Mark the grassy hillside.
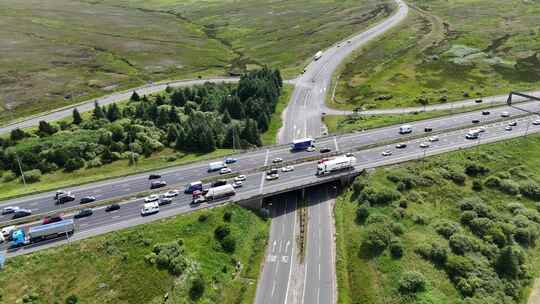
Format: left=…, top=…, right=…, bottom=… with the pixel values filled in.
left=334, top=1, right=540, bottom=110
left=0, top=205, right=269, bottom=304
left=336, top=132, right=540, bottom=303
left=0, top=0, right=394, bottom=123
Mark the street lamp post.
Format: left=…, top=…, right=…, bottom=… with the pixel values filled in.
left=16, top=154, right=26, bottom=186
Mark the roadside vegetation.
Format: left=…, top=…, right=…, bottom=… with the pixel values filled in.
left=335, top=132, right=540, bottom=303
left=1, top=0, right=394, bottom=123
left=0, top=205, right=269, bottom=304
left=333, top=1, right=540, bottom=110
left=261, top=84, right=293, bottom=145
left=0, top=68, right=280, bottom=199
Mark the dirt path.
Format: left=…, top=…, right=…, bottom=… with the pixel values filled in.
left=528, top=278, right=540, bottom=304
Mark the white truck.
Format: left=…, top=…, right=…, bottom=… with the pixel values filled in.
left=208, top=161, right=227, bottom=172
left=317, top=155, right=357, bottom=176
left=204, top=184, right=235, bottom=201
left=314, top=51, right=323, bottom=61
left=28, top=219, right=75, bottom=242
left=141, top=202, right=160, bottom=216
left=399, top=124, right=413, bottom=134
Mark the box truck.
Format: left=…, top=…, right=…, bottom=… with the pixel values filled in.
left=204, top=184, right=235, bottom=201
left=316, top=155, right=356, bottom=176
left=291, top=138, right=314, bottom=151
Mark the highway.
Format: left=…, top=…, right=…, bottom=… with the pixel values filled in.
left=5, top=107, right=540, bottom=257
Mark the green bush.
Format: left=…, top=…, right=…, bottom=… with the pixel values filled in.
left=449, top=234, right=474, bottom=255
left=434, top=220, right=461, bottom=238
left=221, top=235, right=236, bottom=253
left=2, top=171, right=16, bottom=182
left=24, top=169, right=42, bottom=183
left=223, top=211, right=233, bottom=222
left=355, top=206, right=369, bottom=224
left=65, top=295, right=79, bottom=304
left=484, top=176, right=501, bottom=188
left=64, top=158, right=85, bottom=172
left=465, top=163, right=490, bottom=177
left=189, top=276, right=205, bottom=300
left=389, top=239, right=404, bottom=258
left=358, top=186, right=400, bottom=205
left=498, top=179, right=520, bottom=195
left=415, top=243, right=447, bottom=266
left=460, top=211, right=478, bottom=225
left=152, top=241, right=188, bottom=276
left=445, top=255, right=474, bottom=279
left=363, top=224, right=392, bottom=253
left=472, top=180, right=483, bottom=192
left=198, top=214, right=208, bottom=222
left=398, top=271, right=426, bottom=294
left=214, top=225, right=230, bottom=241
left=519, top=181, right=540, bottom=201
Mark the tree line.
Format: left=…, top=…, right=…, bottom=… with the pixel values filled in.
left=0, top=68, right=282, bottom=179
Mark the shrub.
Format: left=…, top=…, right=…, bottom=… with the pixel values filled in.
left=189, top=276, right=205, bottom=300
left=355, top=206, right=369, bottom=224
left=223, top=211, right=233, bottom=222
left=24, top=169, right=42, bottom=183
left=514, top=227, right=537, bottom=247
left=198, top=214, right=208, bottom=222
left=398, top=271, right=426, bottom=294
left=152, top=241, right=188, bottom=275
left=442, top=169, right=466, bottom=185
left=65, top=295, right=79, bottom=304
left=221, top=235, right=236, bottom=253
left=434, top=220, right=461, bottom=238
left=472, top=180, right=483, bottom=192
left=465, top=163, right=490, bottom=177
left=446, top=255, right=474, bottom=279
left=64, top=158, right=85, bottom=172
left=389, top=239, right=404, bottom=258
left=2, top=171, right=16, bottom=183
left=359, top=187, right=401, bottom=205
left=390, top=222, right=405, bottom=235
left=214, top=225, right=230, bottom=241
left=460, top=211, right=478, bottom=225
left=366, top=213, right=388, bottom=225
left=412, top=214, right=428, bottom=225
left=449, top=234, right=474, bottom=255
left=495, top=246, right=524, bottom=279
left=498, top=179, right=520, bottom=195
left=415, top=243, right=448, bottom=265
left=363, top=225, right=392, bottom=253
left=519, top=181, right=540, bottom=201
left=484, top=176, right=501, bottom=188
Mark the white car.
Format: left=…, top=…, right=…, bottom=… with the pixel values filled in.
left=162, top=190, right=179, bottom=198
left=234, top=175, right=246, bottom=182
left=2, top=206, right=19, bottom=215
left=281, top=166, right=294, bottom=172
left=266, top=174, right=279, bottom=181
left=232, top=181, right=243, bottom=188
left=381, top=150, right=392, bottom=156
left=501, top=111, right=510, bottom=117
left=272, top=158, right=283, bottom=164
left=533, top=119, right=540, bottom=125
left=419, top=142, right=430, bottom=148
left=144, top=194, right=159, bottom=203
left=306, top=146, right=316, bottom=152
left=1, top=225, right=16, bottom=238
left=428, top=136, right=439, bottom=142
left=505, top=126, right=513, bottom=131
left=508, top=121, right=517, bottom=127
left=220, top=167, right=232, bottom=174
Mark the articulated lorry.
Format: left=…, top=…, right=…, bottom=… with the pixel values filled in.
left=12, top=219, right=75, bottom=246
left=192, top=184, right=235, bottom=203
left=291, top=138, right=314, bottom=151
left=316, top=154, right=356, bottom=176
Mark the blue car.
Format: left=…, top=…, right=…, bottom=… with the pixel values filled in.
left=224, top=158, right=237, bottom=164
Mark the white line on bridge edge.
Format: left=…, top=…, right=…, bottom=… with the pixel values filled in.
left=333, top=136, right=339, bottom=151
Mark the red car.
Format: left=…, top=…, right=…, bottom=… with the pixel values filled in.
left=42, top=215, right=63, bottom=225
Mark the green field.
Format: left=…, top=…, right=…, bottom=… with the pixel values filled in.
left=335, top=132, right=540, bottom=303
left=0, top=205, right=269, bottom=304
left=333, top=1, right=540, bottom=110
left=0, top=0, right=394, bottom=124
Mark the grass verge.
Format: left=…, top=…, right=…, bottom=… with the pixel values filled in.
left=335, top=131, right=540, bottom=303
left=261, top=84, right=293, bottom=145
left=0, top=204, right=269, bottom=304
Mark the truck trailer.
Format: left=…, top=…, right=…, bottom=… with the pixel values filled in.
left=28, top=219, right=74, bottom=242
left=204, top=184, right=235, bottom=201
left=291, top=138, right=314, bottom=151
left=316, top=155, right=356, bottom=176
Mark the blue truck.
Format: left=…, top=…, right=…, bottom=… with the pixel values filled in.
left=184, top=181, right=203, bottom=194
left=290, top=138, right=314, bottom=151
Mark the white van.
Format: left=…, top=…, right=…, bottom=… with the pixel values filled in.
left=141, top=202, right=159, bottom=216
left=399, top=125, right=413, bottom=134
left=465, top=129, right=480, bottom=139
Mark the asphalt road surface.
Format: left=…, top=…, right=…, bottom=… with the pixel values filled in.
left=5, top=109, right=540, bottom=257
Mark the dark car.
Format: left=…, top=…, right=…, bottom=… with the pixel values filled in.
left=159, top=197, right=173, bottom=206
left=74, top=208, right=93, bottom=219
left=12, top=209, right=32, bottom=219
left=148, top=174, right=161, bottom=180
left=211, top=179, right=227, bottom=188
left=150, top=181, right=167, bottom=189
left=482, top=111, right=490, bottom=115
left=57, top=195, right=75, bottom=204
left=472, top=119, right=480, bottom=124
left=105, top=204, right=121, bottom=212
left=424, top=127, right=433, bottom=132
left=266, top=168, right=279, bottom=175
left=224, top=158, right=237, bottom=164
left=80, top=196, right=96, bottom=204
left=320, top=148, right=332, bottom=153
left=395, top=143, right=407, bottom=149
left=475, top=99, right=483, bottom=103
left=42, top=215, right=63, bottom=225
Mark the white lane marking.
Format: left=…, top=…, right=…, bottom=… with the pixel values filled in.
left=304, top=119, right=308, bottom=138
left=264, top=149, right=270, bottom=166
left=285, top=240, right=290, bottom=252
left=283, top=196, right=296, bottom=304
left=334, top=136, right=339, bottom=151
left=271, top=280, right=277, bottom=297
left=29, top=202, right=38, bottom=206
left=318, top=263, right=321, bottom=280
left=112, top=215, right=121, bottom=219
left=32, top=208, right=40, bottom=212
left=272, top=240, right=277, bottom=253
